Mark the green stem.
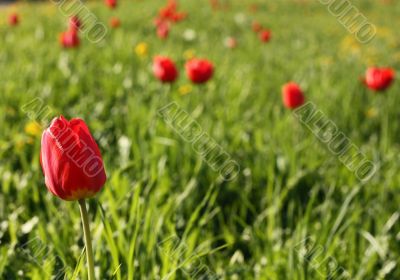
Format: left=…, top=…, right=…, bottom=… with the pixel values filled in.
left=78, top=199, right=95, bottom=280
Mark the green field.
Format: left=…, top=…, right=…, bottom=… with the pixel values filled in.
left=1, top=0, right=400, bottom=279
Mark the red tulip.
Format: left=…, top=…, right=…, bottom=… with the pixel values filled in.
left=153, top=56, right=179, bottom=83
left=153, top=17, right=164, bottom=27
left=59, top=30, right=80, bottom=48
left=159, top=0, right=177, bottom=18
left=170, top=12, right=187, bottom=22
left=364, top=67, right=395, bottom=92
left=282, top=82, right=305, bottom=109
left=156, top=21, right=170, bottom=39
left=252, top=21, right=262, bottom=33
left=40, top=116, right=106, bottom=201
left=259, top=29, right=271, bottom=43
left=109, top=17, right=121, bottom=28
left=158, top=0, right=186, bottom=23
left=105, top=0, right=117, bottom=9
left=249, top=4, right=259, bottom=13
left=225, top=37, right=237, bottom=49
left=69, top=16, right=81, bottom=31
left=8, top=13, right=19, bottom=26
left=185, top=59, right=214, bottom=84
left=209, top=0, right=220, bottom=10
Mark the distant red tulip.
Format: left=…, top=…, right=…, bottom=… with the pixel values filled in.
left=8, top=13, right=19, bottom=26
left=153, top=56, right=179, bottom=83
left=59, top=30, right=80, bottom=48
left=185, top=59, right=214, bottom=84
left=259, top=29, right=271, bottom=43
left=40, top=116, right=106, bottom=201
left=153, top=17, right=164, bottom=27
left=156, top=21, right=170, bottom=39
left=170, top=12, right=187, bottom=22
left=364, top=67, right=395, bottom=92
left=109, top=17, right=121, bottom=28
left=209, top=0, right=220, bottom=10
left=225, top=37, right=237, bottom=49
left=69, top=16, right=81, bottom=31
left=249, top=4, right=259, bottom=13
left=160, top=0, right=177, bottom=18
left=105, top=0, right=117, bottom=9
left=158, top=0, right=186, bottom=23
left=252, top=21, right=262, bottom=33
left=282, top=82, right=305, bottom=109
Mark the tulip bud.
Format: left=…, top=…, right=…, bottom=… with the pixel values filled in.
left=40, top=116, right=106, bottom=201
left=364, top=67, right=395, bottom=92
left=282, top=82, right=305, bottom=109
left=185, top=58, right=214, bottom=84
left=153, top=56, right=179, bottom=83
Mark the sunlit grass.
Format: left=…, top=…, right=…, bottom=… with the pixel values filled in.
left=0, top=0, right=400, bottom=279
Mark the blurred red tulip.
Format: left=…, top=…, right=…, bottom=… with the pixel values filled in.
left=209, top=0, right=220, bottom=10
left=60, top=30, right=80, bottom=48
left=185, top=59, right=214, bottom=84
left=157, top=21, right=170, bottom=39
left=364, top=67, right=395, bottom=92
left=69, top=16, right=81, bottom=31
left=8, top=13, right=19, bottom=26
left=158, top=0, right=186, bottom=23
left=105, top=0, right=117, bottom=9
left=40, top=116, right=106, bottom=201
left=282, top=82, right=305, bottom=109
left=153, top=17, right=164, bottom=27
left=109, top=17, right=121, bottom=28
left=252, top=21, right=262, bottom=32
left=160, top=0, right=177, bottom=18
left=170, top=12, right=187, bottom=22
left=225, top=37, right=237, bottom=49
left=153, top=56, right=179, bottom=83
left=259, top=29, right=271, bottom=42
left=249, top=4, right=259, bottom=13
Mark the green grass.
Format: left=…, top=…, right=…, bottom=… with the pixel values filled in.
left=1, top=0, right=400, bottom=279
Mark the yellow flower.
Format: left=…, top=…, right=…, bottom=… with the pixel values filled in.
left=179, top=84, right=193, bottom=96
left=339, top=35, right=360, bottom=56
left=134, top=42, right=148, bottom=58
left=366, top=107, right=378, bottom=119
left=15, top=137, right=26, bottom=151
left=183, top=49, right=195, bottom=60
left=376, top=27, right=393, bottom=40
left=25, top=121, right=42, bottom=137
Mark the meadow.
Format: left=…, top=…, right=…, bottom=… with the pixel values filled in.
left=1, top=0, right=400, bottom=279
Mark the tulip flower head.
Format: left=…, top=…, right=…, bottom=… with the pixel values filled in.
left=259, top=29, right=271, bottom=43
left=282, top=82, right=305, bottom=109
left=69, top=16, right=81, bottom=31
left=60, top=30, right=80, bottom=48
left=185, top=58, right=214, bottom=84
left=224, top=37, right=237, bottom=49
left=8, top=13, right=19, bottom=26
left=105, top=0, right=117, bottom=9
left=110, top=17, right=121, bottom=28
left=156, top=21, right=170, bottom=39
left=40, top=116, right=106, bottom=201
left=158, top=0, right=187, bottom=23
left=364, top=67, right=395, bottom=92
left=153, top=56, right=179, bottom=83
left=249, top=4, right=259, bottom=13
left=252, top=21, right=262, bottom=33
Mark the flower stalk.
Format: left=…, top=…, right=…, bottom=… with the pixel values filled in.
left=79, top=199, right=95, bottom=280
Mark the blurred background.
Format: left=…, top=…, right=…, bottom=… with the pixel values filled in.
left=0, top=0, right=400, bottom=279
